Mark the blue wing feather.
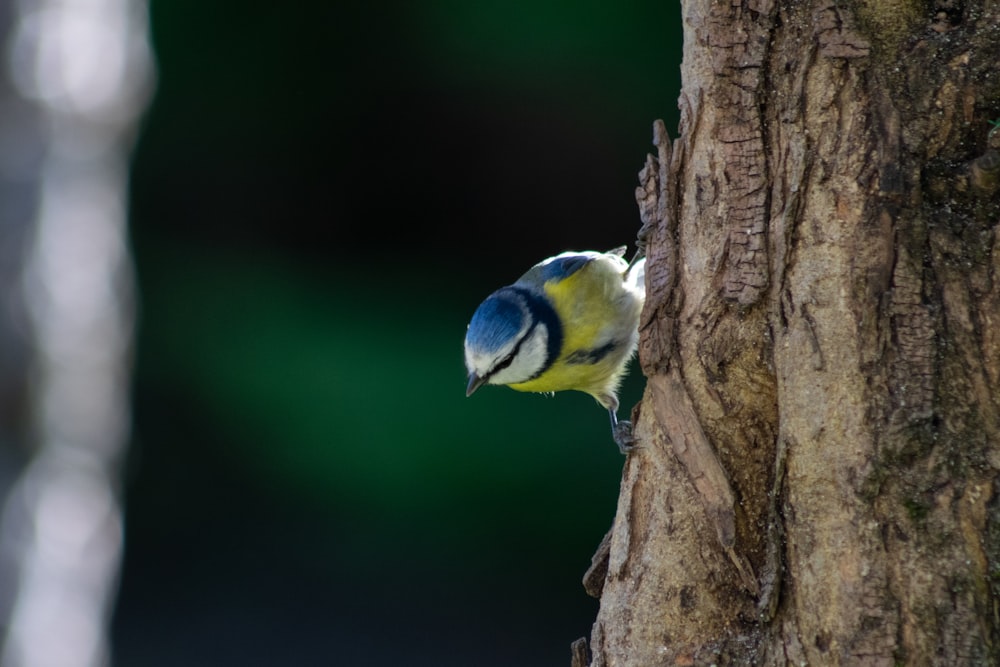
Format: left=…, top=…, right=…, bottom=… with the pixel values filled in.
left=539, top=255, right=592, bottom=283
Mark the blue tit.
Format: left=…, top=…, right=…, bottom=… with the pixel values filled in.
left=464, top=246, right=646, bottom=453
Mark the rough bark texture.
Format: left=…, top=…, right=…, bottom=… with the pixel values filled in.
left=583, top=0, right=1000, bottom=665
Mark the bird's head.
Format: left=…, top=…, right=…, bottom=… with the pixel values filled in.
left=463, top=287, right=558, bottom=396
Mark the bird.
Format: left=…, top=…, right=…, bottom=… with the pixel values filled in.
left=463, top=246, right=646, bottom=453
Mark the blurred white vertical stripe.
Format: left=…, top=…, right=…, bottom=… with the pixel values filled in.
left=0, top=0, right=153, bottom=665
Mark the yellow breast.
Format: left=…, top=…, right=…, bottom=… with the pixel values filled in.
left=508, top=258, right=641, bottom=404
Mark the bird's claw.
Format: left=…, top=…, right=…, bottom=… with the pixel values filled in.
left=612, top=420, right=639, bottom=455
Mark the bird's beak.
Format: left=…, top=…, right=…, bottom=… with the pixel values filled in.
left=466, top=372, right=487, bottom=397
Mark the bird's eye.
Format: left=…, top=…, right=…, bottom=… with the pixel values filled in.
left=491, top=352, right=516, bottom=375
left=487, top=317, right=541, bottom=380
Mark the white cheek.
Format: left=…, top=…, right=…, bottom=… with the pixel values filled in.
left=466, top=339, right=514, bottom=376
left=489, top=324, right=549, bottom=385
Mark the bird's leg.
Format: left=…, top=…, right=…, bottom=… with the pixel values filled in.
left=609, top=409, right=637, bottom=454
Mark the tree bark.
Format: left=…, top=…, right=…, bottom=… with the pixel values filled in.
left=583, top=0, right=1000, bottom=665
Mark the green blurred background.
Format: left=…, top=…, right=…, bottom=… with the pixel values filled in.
left=113, top=2, right=682, bottom=665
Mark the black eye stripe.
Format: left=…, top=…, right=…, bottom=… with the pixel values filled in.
left=481, top=286, right=562, bottom=383
left=488, top=321, right=536, bottom=376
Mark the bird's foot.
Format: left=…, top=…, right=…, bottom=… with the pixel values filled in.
left=612, top=420, right=638, bottom=455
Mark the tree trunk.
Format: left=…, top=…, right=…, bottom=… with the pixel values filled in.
left=582, top=0, right=1000, bottom=665
left=0, top=2, right=152, bottom=665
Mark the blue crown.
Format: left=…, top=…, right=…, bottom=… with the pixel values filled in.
left=466, top=290, right=524, bottom=353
